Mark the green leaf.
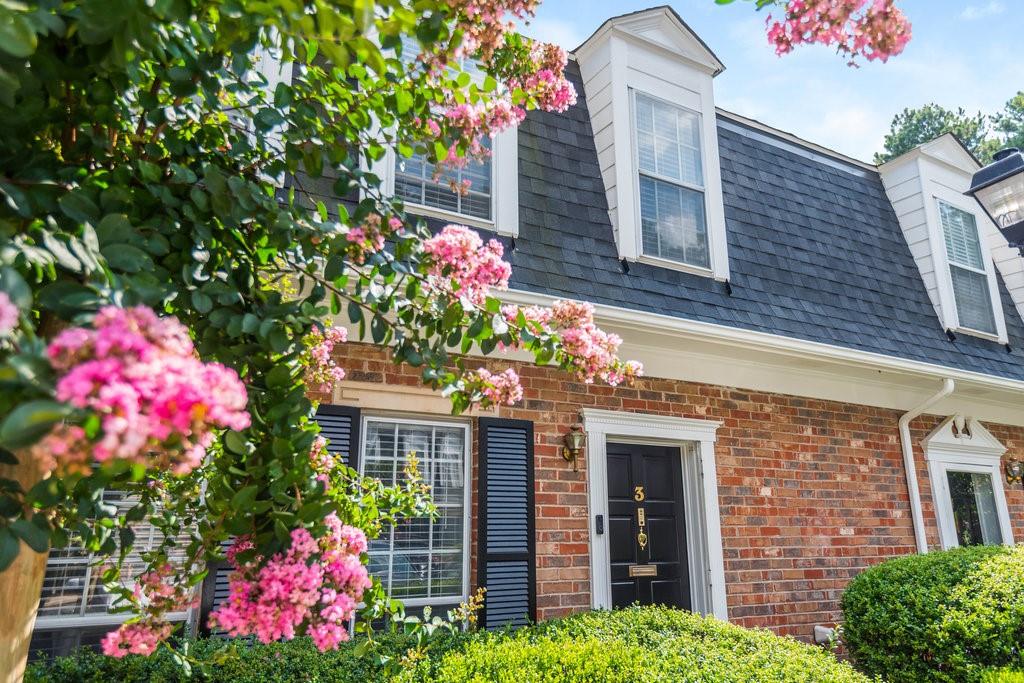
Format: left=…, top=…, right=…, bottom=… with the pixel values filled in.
left=191, top=291, right=214, bottom=314
left=0, top=400, right=72, bottom=449
left=102, top=244, right=152, bottom=273
left=231, top=485, right=258, bottom=510
left=57, top=191, right=100, bottom=225
left=0, top=267, right=30, bottom=309
left=0, top=529, right=18, bottom=572
left=0, top=7, right=37, bottom=58
left=224, top=431, right=247, bottom=455
left=11, top=519, right=49, bottom=553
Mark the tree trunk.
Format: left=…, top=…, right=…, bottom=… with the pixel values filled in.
left=0, top=451, right=49, bottom=683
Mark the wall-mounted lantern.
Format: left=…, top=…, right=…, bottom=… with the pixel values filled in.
left=966, top=147, right=1024, bottom=255
left=1006, top=458, right=1024, bottom=487
left=562, top=423, right=586, bottom=472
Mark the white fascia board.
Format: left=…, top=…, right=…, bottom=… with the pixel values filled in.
left=502, top=288, right=1024, bottom=396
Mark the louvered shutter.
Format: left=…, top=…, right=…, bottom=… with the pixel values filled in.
left=198, top=405, right=361, bottom=633
left=477, top=418, right=535, bottom=629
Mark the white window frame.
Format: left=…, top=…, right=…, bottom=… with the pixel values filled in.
left=923, top=416, right=1014, bottom=550
left=581, top=408, right=727, bottom=620
left=930, top=191, right=1008, bottom=343
left=358, top=414, right=472, bottom=609
left=630, top=89, right=713, bottom=275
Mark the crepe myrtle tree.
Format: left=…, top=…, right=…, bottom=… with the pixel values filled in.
left=0, top=0, right=638, bottom=674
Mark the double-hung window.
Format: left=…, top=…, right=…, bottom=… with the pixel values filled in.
left=634, top=91, right=709, bottom=269
left=394, top=140, right=493, bottom=221
left=392, top=37, right=495, bottom=224
left=938, top=200, right=998, bottom=335
left=360, top=416, right=470, bottom=610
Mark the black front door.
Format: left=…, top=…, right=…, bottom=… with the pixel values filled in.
left=607, top=442, right=690, bottom=610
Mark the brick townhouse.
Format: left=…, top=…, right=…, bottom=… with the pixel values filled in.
left=29, top=5, right=1024, bottom=655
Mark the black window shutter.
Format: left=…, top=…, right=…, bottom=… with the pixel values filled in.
left=197, top=405, right=361, bottom=633
left=477, top=417, right=536, bottom=629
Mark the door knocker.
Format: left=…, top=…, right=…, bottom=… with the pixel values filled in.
left=637, top=507, right=648, bottom=550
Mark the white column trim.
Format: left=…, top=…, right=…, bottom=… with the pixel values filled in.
left=581, top=408, right=727, bottom=620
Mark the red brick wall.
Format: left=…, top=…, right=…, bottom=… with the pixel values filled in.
left=326, top=342, right=1024, bottom=640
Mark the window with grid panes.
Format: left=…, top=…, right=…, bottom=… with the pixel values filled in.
left=392, top=37, right=493, bottom=222
left=634, top=92, right=709, bottom=268
left=939, top=200, right=997, bottom=334
left=29, top=489, right=192, bottom=659
left=361, top=418, right=468, bottom=606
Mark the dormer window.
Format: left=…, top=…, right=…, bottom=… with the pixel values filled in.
left=939, top=200, right=998, bottom=335
left=574, top=6, right=729, bottom=280
left=395, top=140, right=493, bottom=222
left=635, top=92, right=709, bottom=268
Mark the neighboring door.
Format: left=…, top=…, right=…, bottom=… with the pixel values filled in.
left=606, top=442, right=691, bottom=610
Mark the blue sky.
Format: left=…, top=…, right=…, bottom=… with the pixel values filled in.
left=522, top=0, right=1022, bottom=163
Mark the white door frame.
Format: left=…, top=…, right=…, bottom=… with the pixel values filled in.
left=582, top=408, right=728, bottom=620
left=923, top=415, right=1014, bottom=549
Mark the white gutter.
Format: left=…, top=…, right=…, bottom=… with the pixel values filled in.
left=898, top=378, right=954, bottom=553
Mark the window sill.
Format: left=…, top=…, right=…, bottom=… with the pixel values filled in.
left=402, top=202, right=509, bottom=234
left=953, top=326, right=1006, bottom=345
left=635, top=254, right=722, bottom=280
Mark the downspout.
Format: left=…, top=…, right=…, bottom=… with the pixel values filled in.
left=898, top=378, right=954, bottom=554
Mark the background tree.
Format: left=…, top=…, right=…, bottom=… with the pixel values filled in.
left=993, top=91, right=1024, bottom=152
left=874, top=103, right=998, bottom=164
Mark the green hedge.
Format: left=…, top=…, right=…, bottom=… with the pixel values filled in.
left=842, top=544, right=1024, bottom=683
left=984, top=671, right=1024, bottom=683
left=24, top=632, right=466, bottom=683
left=27, top=607, right=866, bottom=683
left=401, top=607, right=872, bottom=683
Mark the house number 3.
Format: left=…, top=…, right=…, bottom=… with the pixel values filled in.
left=634, top=486, right=645, bottom=502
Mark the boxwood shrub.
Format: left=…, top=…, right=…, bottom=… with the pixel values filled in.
left=842, top=544, right=1024, bottom=683
left=401, top=607, right=872, bottom=682
left=28, top=607, right=868, bottom=683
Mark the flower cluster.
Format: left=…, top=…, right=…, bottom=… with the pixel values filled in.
left=101, top=563, right=195, bottom=658
left=304, top=326, right=348, bottom=392
left=208, top=516, right=371, bottom=652
left=507, top=42, right=576, bottom=113
left=346, top=213, right=402, bottom=265
left=465, top=367, right=524, bottom=406
left=36, top=306, right=250, bottom=474
left=766, top=0, right=912, bottom=64
left=0, top=292, right=17, bottom=337
left=503, top=300, right=643, bottom=386
left=309, top=435, right=338, bottom=487
left=446, top=0, right=541, bottom=62
left=423, top=224, right=511, bottom=306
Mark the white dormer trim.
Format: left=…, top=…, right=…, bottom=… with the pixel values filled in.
left=575, top=7, right=729, bottom=281
left=922, top=415, right=1014, bottom=549
left=879, top=134, right=1010, bottom=343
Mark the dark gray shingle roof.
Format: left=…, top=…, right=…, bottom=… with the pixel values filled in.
left=504, top=62, right=1024, bottom=382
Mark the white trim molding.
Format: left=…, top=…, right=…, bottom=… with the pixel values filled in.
left=923, top=415, right=1014, bottom=550
left=581, top=408, right=728, bottom=620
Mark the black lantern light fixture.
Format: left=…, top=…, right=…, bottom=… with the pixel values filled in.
left=966, top=147, right=1024, bottom=255
left=562, top=423, right=585, bottom=472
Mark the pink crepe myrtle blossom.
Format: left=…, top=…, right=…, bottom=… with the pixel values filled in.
left=501, top=300, right=644, bottom=386
left=101, top=563, right=196, bottom=658
left=423, top=224, right=511, bottom=306
left=0, top=292, right=17, bottom=337
left=208, top=516, right=370, bottom=652
left=766, top=0, right=912, bottom=65
left=466, top=367, right=524, bottom=406
left=35, top=306, right=249, bottom=475
left=304, top=326, right=348, bottom=392
left=346, top=213, right=403, bottom=265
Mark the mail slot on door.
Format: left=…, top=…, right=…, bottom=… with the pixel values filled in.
left=628, top=564, right=658, bottom=578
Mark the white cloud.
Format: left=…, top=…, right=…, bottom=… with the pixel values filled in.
left=960, top=1, right=1005, bottom=20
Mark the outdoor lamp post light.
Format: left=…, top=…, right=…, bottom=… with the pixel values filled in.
left=966, top=147, right=1024, bottom=255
